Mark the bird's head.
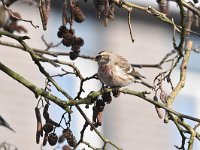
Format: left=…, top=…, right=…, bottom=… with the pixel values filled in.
left=95, top=50, right=114, bottom=66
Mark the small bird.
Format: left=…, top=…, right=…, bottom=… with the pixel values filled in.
left=95, top=50, right=153, bottom=88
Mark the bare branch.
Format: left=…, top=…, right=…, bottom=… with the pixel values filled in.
left=127, top=11, right=134, bottom=43
left=166, top=40, right=193, bottom=108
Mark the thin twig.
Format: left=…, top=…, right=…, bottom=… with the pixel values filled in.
left=0, top=39, right=168, bottom=69
left=0, top=40, right=95, bottom=59
left=0, top=61, right=72, bottom=113
left=127, top=11, right=134, bottom=43
left=114, top=0, right=200, bottom=36
left=41, top=35, right=62, bottom=51
left=169, top=113, right=186, bottom=150
left=82, top=141, right=100, bottom=150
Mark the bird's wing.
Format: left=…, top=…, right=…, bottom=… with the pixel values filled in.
left=114, top=55, right=133, bottom=73
left=129, top=67, right=146, bottom=79
left=114, top=55, right=145, bottom=79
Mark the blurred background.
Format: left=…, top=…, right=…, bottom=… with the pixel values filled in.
left=0, top=0, right=200, bottom=149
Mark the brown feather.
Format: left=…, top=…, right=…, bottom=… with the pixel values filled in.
left=129, top=67, right=146, bottom=79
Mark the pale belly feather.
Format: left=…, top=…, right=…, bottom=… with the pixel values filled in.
left=98, top=65, right=134, bottom=87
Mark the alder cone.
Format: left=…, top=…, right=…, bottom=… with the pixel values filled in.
left=43, top=123, right=53, bottom=133
left=69, top=51, right=79, bottom=60
left=73, top=6, right=85, bottom=23
left=63, top=128, right=77, bottom=147
left=48, top=133, right=58, bottom=146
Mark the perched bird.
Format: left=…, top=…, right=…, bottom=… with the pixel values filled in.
left=95, top=50, right=153, bottom=88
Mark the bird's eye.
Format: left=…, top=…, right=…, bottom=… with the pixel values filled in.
left=95, top=55, right=101, bottom=61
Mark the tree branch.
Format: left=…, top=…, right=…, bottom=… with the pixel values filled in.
left=113, top=0, right=200, bottom=36
left=0, top=61, right=72, bottom=113
left=167, top=40, right=192, bottom=107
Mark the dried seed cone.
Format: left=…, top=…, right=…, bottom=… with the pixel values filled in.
left=63, top=145, right=71, bottom=150
left=63, top=128, right=73, bottom=140
left=69, top=51, right=79, bottom=60
left=36, top=122, right=42, bottom=144
left=35, top=107, right=42, bottom=122
left=112, top=88, right=120, bottom=97
left=71, top=45, right=80, bottom=52
left=75, top=37, right=84, bottom=47
left=35, top=107, right=43, bottom=144
left=57, top=31, right=63, bottom=38
left=59, top=25, right=67, bottom=32
left=62, top=38, right=72, bottom=47
left=97, top=111, right=103, bottom=126
left=57, top=25, right=68, bottom=38
left=43, top=123, right=53, bottom=133
left=63, top=128, right=77, bottom=147
left=92, top=100, right=105, bottom=128
left=48, top=133, right=58, bottom=146
left=43, top=104, right=50, bottom=120
left=73, top=6, right=85, bottom=23
left=193, top=0, right=199, bottom=3
left=102, top=92, right=112, bottom=104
